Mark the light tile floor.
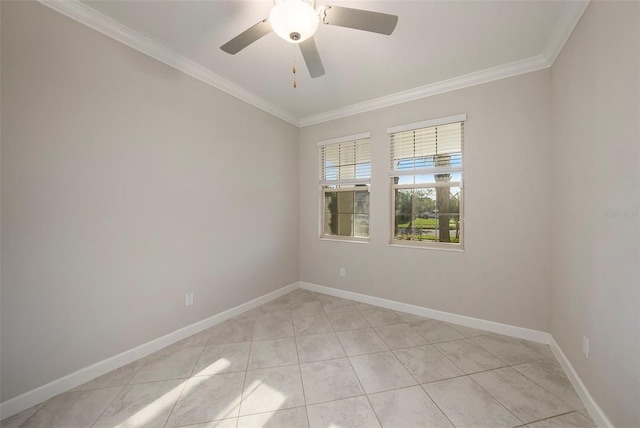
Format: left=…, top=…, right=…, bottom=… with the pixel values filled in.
left=1, top=289, right=597, bottom=428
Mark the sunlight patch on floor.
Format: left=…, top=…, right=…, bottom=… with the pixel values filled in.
left=196, top=358, right=231, bottom=376
left=119, top=358, right=237, bottom=427
left=240, top=380, right=286, bottom=419
left=120, top=381, right=187, bottom=427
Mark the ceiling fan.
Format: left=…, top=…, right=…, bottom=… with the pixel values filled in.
left=220, top=0, right=398, bottom=78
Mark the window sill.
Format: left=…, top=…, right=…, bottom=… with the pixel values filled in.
left=389, top=241, right=464, bottom=252
left=319, top=237, right=370, bottom=244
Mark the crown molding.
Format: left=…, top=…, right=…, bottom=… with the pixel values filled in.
left=39, top=0, right=589, bottom=129
left=299, top=1, right=590, bottom=128
left=299, top=55, right=551, bottom=127
left=37, top=0, right=299, bottom=127
left=543, top=0, right=590, bottom=64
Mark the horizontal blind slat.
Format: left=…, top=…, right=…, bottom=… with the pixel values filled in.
left=320, top=138, right=371, bottom=183
left=390, top=122, right=463, bottom=173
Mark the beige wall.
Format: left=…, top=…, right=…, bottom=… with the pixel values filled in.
left=0, top=1, right=299, bottom=401
left=299, top=70, right=553, bottom=332
left=550, top=2, right=640, bottom=427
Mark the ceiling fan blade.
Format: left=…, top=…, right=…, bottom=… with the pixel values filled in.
left=221, top=19, right=272, bottom=54
left=320, top=6, right=398, bottom=35
left=299, top=37, right=325, bottom=78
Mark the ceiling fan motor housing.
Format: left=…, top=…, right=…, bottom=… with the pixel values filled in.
left=269, top=0, right=319, bottom=43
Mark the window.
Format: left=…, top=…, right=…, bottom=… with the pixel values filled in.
left=388, top=115, right=465, bottom=248
left=319, top=133, right=371, bottom=241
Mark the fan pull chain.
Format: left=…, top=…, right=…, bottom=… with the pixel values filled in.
left=292, top=60, right=297, bottom=88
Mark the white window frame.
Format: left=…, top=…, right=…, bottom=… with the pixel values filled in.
left=318, top=132, right=371, bottom=243
left=388, top=115, right=466, bottom=250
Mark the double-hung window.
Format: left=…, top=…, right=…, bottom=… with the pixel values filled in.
left=319, top=133, right=371, bottom=241
left=388, top=115, right=465, bottom=248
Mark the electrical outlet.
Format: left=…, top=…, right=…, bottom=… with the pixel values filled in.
left=340, top=267, right=346, bottom=277
left=185, top=292, right=194, bottom=307
left=583, top=336, right=589, bottom=358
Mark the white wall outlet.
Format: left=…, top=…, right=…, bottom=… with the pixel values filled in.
left=583, top=336, right=589, bottom=358
left=185, top=292, right=194, bottom=307
left=339, top=267, right=346, bottom=277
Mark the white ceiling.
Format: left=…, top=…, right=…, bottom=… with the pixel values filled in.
left=43, top=0, right=588, bottom=126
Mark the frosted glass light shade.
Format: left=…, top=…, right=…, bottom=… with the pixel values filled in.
left=269, top=0, right=319, bottom=43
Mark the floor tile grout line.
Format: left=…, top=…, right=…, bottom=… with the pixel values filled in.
left=469, top=366, right=589, bottom=425
left=158, top=343, right=210, bottom=428
left=236, top=406, right=310, bottom=425
left=423, top=333, right=488, bottom=346
left=334, top=331, right=391, bottom=357
left=465, top=371, right=526, bottom=425
left=231, top=341, right=253, bottom=428
left=124, top=355, right=153, bottom=387
left=467, top=337, right=515, bottom=366
left=427, top=337, right=499, bottom=377
left=506, top=363, right=582, bottom=411
left=416, top=357, right=560, bottom=384
left=390, top=345, right=467, bottom=384
left=87, top=385, right=127, bottom=428
left=288, top=294, right=313, bottom=428
left=389, top=348, right=426, bottom=387
left=292, top=339, right=305, bottom=400
left=370, top=342, right=458, bottom=428
left=305, top=392, right=371, bottom=408
left=525, top=410, right=589, bottom=426
left=418, top=372, right=472, bottom=385
left=160, top=378, right=190, bottom=428
left=362, top=392, right=385, bottom=427
left=236, top=330, right=256, bottom=422
left=420, top=385, right=460, bottom=428
left=186, top=342, right=211, bottom=379
left=373, top=323, right=429, bottom=350
left=342, top=351, right=383, bottom=428
left=2, top=400, right=46, bottom=426
left=471, top=335, right=549, bottom=363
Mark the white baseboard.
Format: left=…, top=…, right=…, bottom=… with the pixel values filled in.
left=549, top=337, right=613, bottom=428
left=300, top=281, right=550, bottom=344
left=0, top=281, right=300, bottom=421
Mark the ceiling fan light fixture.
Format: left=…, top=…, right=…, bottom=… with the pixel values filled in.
left=269, top=0, right=319, bottom=43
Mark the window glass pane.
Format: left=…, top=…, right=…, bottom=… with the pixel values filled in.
left=394, top=173, right=462, bottom=186
left=396, top=175, right=437, bottom=185
left=354, top=214, right=369, bottom=237
left=323, top=189, right=369, bottom=238
left=336, top=213, right=354, bottom=236
left=337, top=190, right=354, bottom=213
left=323, top=192, right=336, bottom=236
left=356, top=162, right=371, bottom=179
left=324, top=192, right=337, bottom=215
left=324, top=164, right=338, bottom=181
left=394, top=186, right=460, bottom=243
left=354, top=190, right=369, bottom=214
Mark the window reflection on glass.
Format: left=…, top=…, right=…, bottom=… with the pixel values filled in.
left=394, top=186, right=460, bottom=243
left=324, top=189, right=369, bottom=237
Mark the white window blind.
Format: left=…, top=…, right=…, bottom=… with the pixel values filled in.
left=319, top=137, right=371, bottom=186
left=390, top=121, right=463, bottom=176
